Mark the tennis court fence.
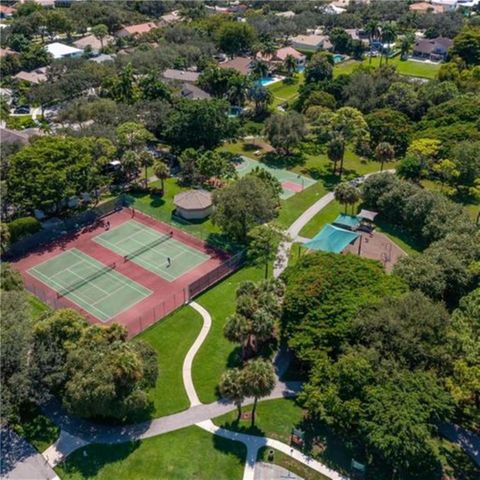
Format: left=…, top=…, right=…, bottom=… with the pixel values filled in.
left=22, top=249, right=246, bottom=337
left=5, top=196, right=126, bottom=259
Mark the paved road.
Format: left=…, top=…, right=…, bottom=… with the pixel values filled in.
left=439, top=423, right=480, bottom=467
left=0, top=427, right=58, bottom=480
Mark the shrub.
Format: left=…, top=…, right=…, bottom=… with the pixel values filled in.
left=8, top=217, right=41, bottom=243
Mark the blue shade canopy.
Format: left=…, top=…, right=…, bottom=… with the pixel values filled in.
left=332, top=214, right=360, bottom=230
left=305, top=224, right=360, bottom=253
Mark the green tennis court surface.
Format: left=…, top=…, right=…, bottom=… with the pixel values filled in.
left=28, top=249, right=152, bottom=322
left=93, top=220, right=210, bottom=282
left=235, top=156, right=316, bottom=199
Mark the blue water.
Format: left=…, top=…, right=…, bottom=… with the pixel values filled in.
left=333, top=54, right=345, bottom=63
left=257, top=77, right=275, bottom=86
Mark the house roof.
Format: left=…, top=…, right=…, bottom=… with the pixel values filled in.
left=162, top=68, right=200, bottom=83
left=116, top=22, right=158, bottom=37
left=174, top=190, right=212, bottom=210
left=45, top=42, right=83, bottom=59
left=275, top=10, right=295, bottom=17
left=73, top=34, right=114, bottom=52
left=0, top=127, right=42, bottom=145
left=159, top=11, right=181, bottom=25
left=414, top=37, right=453, bottom=54
left=275, top=47, right=305, bottom=61
left=13, top=67, right=48, bottom=84
left=0, top=5, right=15, bottom=15
left=0, top=47, right=18, bottom=57
left=181, top=83, right=211, bottom=100
left=219, top=56, right=252, bottom=75
left=90, top=54, right=115, bottom=64
left=291, top=34, right=329, bottom=47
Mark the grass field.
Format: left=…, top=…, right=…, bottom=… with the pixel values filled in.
left=136, top=306, right=203, bottom=418
left=55, top=426, right=246, bottom=480
left=192, top=264, right=264, bottom=403
left=29, top=295, right=50, bottom=320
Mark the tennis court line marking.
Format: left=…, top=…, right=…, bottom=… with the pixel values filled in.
left=49, top=259, right=85, bottom=280
left=69, top=250, right=152, bottom=298
left=28, top=267, right=111, bottom=321
left=94, top=233, right=208, bottom=281
left=62, top=266, right=111, bottom=297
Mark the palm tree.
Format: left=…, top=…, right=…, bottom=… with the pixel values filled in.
left=121, top=150, right=139, bottom=181
left=284, top=54, right=297, bottom=77
left=91, top=23, right=109, bottom=51
left=219, top=368, right=246, bottom=420
left=375, top=142, right=395, bottom=171
left=248, top=84, right=272, bottom=117
left=327, top=134, right=345, bottom=177
left=153, top=160, right=170, bottom=193
left=400, top=33, right=414, bottom=61
left=365, top=20, right=380, bottom=64
left=137, top=150, right=155, bottom=188
left=380, top=22, right=396, bottom=65
left=334, top=182, right=361, bottom=214
left=260, top=41, right=277, bottom=62
left=251, top=59, right=269, bottom=80
left=241, top=359, right=276, bottom=426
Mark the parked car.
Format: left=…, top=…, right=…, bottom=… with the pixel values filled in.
left=13, top=105, right=30, bottom=114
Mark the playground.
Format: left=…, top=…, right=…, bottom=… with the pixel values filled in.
left=14, top=208, right=230, bottom=335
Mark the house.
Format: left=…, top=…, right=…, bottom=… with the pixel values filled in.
left=0, top=127, right=42, bottom=145
left=431, top=0, right=458, bottom=12
left=89, top=53, right=115, bottom=64
left=291, top=34, right=332, bottom=52
left=159, top=11, right=181, bottom=26
left=116, top=22, right=158, bottom=38
left=45, top=42, right=83, bottom=60
left=73, top=34, right=114, bottom=54
left=409, top=2, right=439, bottom=13
left=256, top=47, right=306, bottom=68
left=0, top=48, right=19, bottom=58
left=161, top=68, right=200, bottom=83
left=275, top=10, right=296, bottom=18
left=345, top=29, right=369, bottom=46
left=412, top=37, right=453, bottom=61
left=180, top=83, right=211, bottom=100
left=13, top=67, right=48, bottom=84
left=219, top=57, right=252, bottom=76
left=0, top=4, right=15, bottom=18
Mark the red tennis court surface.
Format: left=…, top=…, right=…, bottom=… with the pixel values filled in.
left=282, top=181, right=304, bottom=193
left=13, top=208, right=235, bottom=337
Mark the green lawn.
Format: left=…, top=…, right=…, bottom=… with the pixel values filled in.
left=28, top=295, right=51, bottom=320
left=192, top=265, right=264, bottom=403
left=257, top=447, right=329, bottom=480
left=268, top=75, right=303, bottom=107
left=214, top=398, right=304, bottom=444
left=125, top=178, right=222, bottom=244
left=334, top=56, right=441, bottom=79
left=56, top=426, right=246, bottom=480
left=136, top=306, right=203, bottom=418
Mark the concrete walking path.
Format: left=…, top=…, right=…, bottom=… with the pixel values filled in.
left=439, top=423, right=480, bottom=467
left=183, top=302, right=212, bottom=407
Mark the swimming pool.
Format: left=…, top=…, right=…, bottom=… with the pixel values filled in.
left=333, top=54, right=345, bottom=63
left=256, top=75, right=284, bottom=87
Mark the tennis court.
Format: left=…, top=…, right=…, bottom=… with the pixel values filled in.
left=93, top=220, right=210, bottom=282
left=28, top=249, right=152, bottom=322
left=235, top=156, right=316, bottom=199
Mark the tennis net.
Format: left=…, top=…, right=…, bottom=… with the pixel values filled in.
left=124, top=233, right=172, bottom=262
left=57, top=262, right=117, bottom=298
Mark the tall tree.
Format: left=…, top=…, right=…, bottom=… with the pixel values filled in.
left=284, top=54, right=297, bottom=77
left=137, top=150, right=155, bottom=188
left=264, top=112, right=306, bottom=156
left=374, top=142, right=395, bottom=171
left=219, top=368, right=246, bottom=420
left=334, top=182, right=360, bottom=214
left=327, top=134, right=345, bottom=176
left=153, top=160, right=170, bottom=193
left=248, top=224, right=288, bottom=279
left=212, top=176, right=279, bottom=243
left=91, top=23, right=109, bottom=50
left=304, top=52, right=334, bottom=84
left=241, top=359, right=276, bottom=426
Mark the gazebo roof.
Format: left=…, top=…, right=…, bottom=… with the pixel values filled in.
left=174, top=189, right=212, bottom=210
left=358, top=209, right=378, bottom=222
